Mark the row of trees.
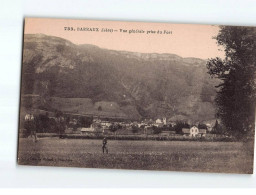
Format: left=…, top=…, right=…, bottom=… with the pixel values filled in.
left=207, top=26, right=256, bottom=139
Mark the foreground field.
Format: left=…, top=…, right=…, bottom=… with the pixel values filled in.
left=18, top=138, right=254, bottom=174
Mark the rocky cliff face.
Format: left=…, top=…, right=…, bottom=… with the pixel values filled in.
left=21, top=34, right=219, bottom=122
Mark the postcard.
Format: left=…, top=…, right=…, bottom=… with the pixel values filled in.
left=18, top=18, right=255, bottom=174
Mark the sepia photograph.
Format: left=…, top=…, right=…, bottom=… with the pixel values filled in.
left=17, top=18, right=255, bottom=174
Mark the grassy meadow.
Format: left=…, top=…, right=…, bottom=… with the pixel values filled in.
left=18, top=137, right=254, bottom=174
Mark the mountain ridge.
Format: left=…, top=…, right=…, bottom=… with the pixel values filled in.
left=21, top=34, right=219, bottom=122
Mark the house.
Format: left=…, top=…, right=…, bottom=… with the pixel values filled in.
left=182, top=126, right=207, bottom=137
left=155, top=118, right=167, bottom=125
left=156, top=118, right=162, bottom=124
left=190, top=126, right=199, bottom=137
left=202, top=119, right=220, bottom=132
left=155, top=118, right=167, bottom=127
left=80, top=125, right=95, bottom=134
left=100, top=121, right=112, bottom=129
left=25, top=114, right=34, bottom=121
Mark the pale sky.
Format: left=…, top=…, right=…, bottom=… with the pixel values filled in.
left=24, top=18, right=225, bottom=59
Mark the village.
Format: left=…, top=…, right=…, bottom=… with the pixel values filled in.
left=22, top=110, right=221, bottom=139
left=79, top=117, right=210, bottom=137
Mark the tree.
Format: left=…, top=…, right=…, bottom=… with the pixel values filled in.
left=198, top=123, right=207, bottom=129
left=174, top=121, right=190, bottom=134
left=98, top=106, right=102, bottom=111
left=211, top=120, right=225, bottom=135
left=207, top=26, right=256, bottom=139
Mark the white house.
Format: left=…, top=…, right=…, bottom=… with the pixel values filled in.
left=80, top=125, right=95, bottom=134
left=156, top=118, right=162, bottom=124
left=155, top=117, right=167, bottom=125
left=190, top=126, right=199, bottom=137
left=182, top=126, right=207, bottom=137
left=25, top=114, right=34, bottom=121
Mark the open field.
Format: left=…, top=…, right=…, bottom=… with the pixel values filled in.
left=18, top=138, right=254, bottom=174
